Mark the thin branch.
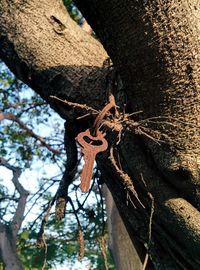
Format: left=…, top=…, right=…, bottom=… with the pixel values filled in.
left=24, top=180, right=56, bottom=220
left=36, top=202, right=53, bottom=270
left=139, top=116, right=200, bottom=128
left=98, top=236, right=109, bottom=270
left=50, top=95, right=98, bottom=114
left=0, top=157, right=29, bottom=237
left=29, top=204, right=50, bottom=231
left=0, top=196, right=18, bottom=203
left=36, top=201, right=53, bottom=247
left=74, top=175, right=95, bottom=213
left=109, top=147, right=145, bottom=208
left=97, top=179, right=106, bottom=235
left=2, top=101, right=46, bottom=113
left=0, top=112, right=61, bottom=155
left=142, top=191, right=155, bottom=270
left=67, top=196, right=85, bottom=260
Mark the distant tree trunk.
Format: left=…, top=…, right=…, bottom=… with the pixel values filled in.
left=0, top=0, right=199, bottom=269
left=104, top=186, right=144, bottom=270
left=0, top=158, right=28, bottom=270
left=0, top=224, right=23, bottom=270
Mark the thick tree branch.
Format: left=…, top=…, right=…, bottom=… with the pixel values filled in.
left=0, top=157, right=29, bottom=237
left=0, top=158, right=28, bottom=270
left=75, top=0, right=199, bottom=148
left=0, top=0, right=109, bottom=119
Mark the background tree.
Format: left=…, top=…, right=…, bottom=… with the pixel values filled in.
left=0, top=0, right=199, bottom=269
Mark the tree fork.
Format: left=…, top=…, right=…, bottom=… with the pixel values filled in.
left=0, top=0, right=200, bottom=269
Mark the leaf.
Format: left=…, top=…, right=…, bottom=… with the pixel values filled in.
left=20, top=230, right=30, bottom=240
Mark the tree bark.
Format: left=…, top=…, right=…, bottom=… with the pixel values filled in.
left=0, top=0, right=108, bottom=119
left=74, top=0, right=200, bottom=205
left=0, top=0, right=199, bottom=269
left=0, top=159, right=29, bottom=270
left=104, top=186, right=144, bottom=270
left=0, top=224, right=23, bottom=270
left=74, top=1, right=200, bottom=268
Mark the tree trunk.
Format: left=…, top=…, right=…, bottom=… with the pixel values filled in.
left=0, top=224, right=23, bottom=270
left=104, top=186, right=144, bottom=270
left=0, top=159, right=29, bottom=270
left=0, top=0, right=199, bottom=269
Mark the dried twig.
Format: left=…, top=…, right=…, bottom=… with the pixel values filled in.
left=50, top=95, right=98, bottom=114
left=93, top=94, right=117, bottom=132
left=36, top=202, right=52, bottom=248
left=77, top=227, right=84, bottom=261
left=142, top=192, right=155, bottom=270
left=139, top=116, right=200, bottom=128
left=36, top=202, right=53, bottom=270
left=98, top=236, right=109, bottom=270
left=109, top=147, right=145, bottom=208
left=67, top=196, right=85, bottom=260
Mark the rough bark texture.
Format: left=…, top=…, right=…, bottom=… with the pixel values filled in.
left=74, top=1, right=200, bottom=268
left=74, top=0, right=200, bottom=205
left=0, top=0, right=199, bottom=269
left=0, top=0, right=108, bottom=119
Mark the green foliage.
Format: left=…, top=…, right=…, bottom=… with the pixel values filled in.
left=63, top=0, right=83, bottom=25
left=17, top=212, right=115, bottom=269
